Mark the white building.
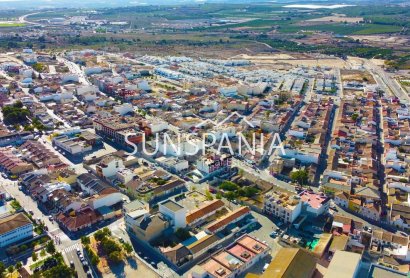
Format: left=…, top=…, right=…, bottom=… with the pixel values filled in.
left=264, top=191, right=302, bottom=223
left=137, top=80, right=151, bottom=91
left=62, top=74, right=79, bottom=83
left=96, top=156, right=125, bottom=178
left=87, top=188, right=123, bottom=210
left=116, top=168, right=135, bottom=184
left=219, top=87, right=238, bottom=97
left=0, top=213, right=33, bottom=247
left=114, top=103, right=133, bottom=116
left=149, top=120, right=169, bottom=134
left=155, top=157, right=189, bottom=172
left=156, top=136, right=203, bottom=158
left=280, top=148, right=320, bottom=164
left=52, top=135, right=92, bottom=155
left=158, top=199, right=186, bottom=231
left=299, top=190, right=330, bottom=217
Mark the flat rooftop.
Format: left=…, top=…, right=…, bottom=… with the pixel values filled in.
left=160, top=199, right=184, bottom=212
left=324, top=251, right=361, bottom=278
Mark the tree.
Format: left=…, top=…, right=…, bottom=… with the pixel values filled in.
left=94, top=230, right=107, bottom=241
left=175, top=228, right=191, bottom=241
left=32, top=252, right=38, bottom=262
left=123, top=242, right=133, bottom=254
left=46, top=241, right=56, bottom=255
left=219, top=181, right=239, bottom=191
left=40, top=249, right=46, bottom=257
left=351, top=113, right=359, bottom=121
left=108, top=251, right=123, bottom=263
left=43, top=264, right=74, bottom=278
left=224, top=191, right=238, bottom=207
left=90, top=255, right=100, bottom=266
left=290, top=169, right=309, bottom=185
left=102, top=227, right=111, bottom=236
left=101, top=238, right=121, bottom=255
left=81, top=236, right=90, bottom=245
left=0, top=262, right=5, bottom=278
left=15, top=262, right=22, bottom=270
left=7, top=266, right=13, bottom=274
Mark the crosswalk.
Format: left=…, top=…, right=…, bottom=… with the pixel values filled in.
left=62, top=242, right=82, bottom=254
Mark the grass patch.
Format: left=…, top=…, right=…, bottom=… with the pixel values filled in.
left=0, top=23, right=25, bottom=27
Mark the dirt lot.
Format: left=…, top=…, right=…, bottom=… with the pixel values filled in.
left=349, top=35, right=409, bottom=46
left=307, top=15, right=363, bottom=23
left=231, top=53, right=348, bottom=68
left=341, top=69, right=376, bottom=84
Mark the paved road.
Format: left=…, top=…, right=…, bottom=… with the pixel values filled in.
left=364, top=60, right=410, bottom=103
left=64, top=243, right=87, bottom=278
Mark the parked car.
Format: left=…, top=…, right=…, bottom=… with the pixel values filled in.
left=70, top=261, right=74, bottom=268
left=82, top=261, right=89, bottom=270
left=269, top=232, right=277, bottom=238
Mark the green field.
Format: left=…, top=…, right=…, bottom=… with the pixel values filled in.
left=0, top=22, right=25, bottom=27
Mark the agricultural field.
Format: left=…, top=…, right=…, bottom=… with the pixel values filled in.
left=0, top=22, right=25, bottom=27
left=0, top=2, right=408, bottom=68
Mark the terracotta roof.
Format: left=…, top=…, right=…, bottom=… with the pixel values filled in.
left=56, top=208, right=101, bottom=232
left=186, top=200, right=225, bottom=224
left=0, top=213, right=32, bottom=235
left=206, top=206, right=250, bottom=233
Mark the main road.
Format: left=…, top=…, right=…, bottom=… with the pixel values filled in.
left=364, top=59, right=410, bottom=104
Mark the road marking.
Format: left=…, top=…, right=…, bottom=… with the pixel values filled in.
left=63, top=242, right=81, bottom=254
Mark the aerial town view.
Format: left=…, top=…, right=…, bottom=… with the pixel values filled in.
left=0, top=0, right=409, bottom=277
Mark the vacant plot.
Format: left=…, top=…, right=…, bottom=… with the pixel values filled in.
left=341, top=69, right=376, bottom=84
left=278, top=23, right=402, bottom=35
left=307, top=16, right=364, bottom=23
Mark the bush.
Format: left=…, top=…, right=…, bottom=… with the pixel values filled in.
left=205, top=190, right=214, bottom=201
left=10, top=200, right=22, bottom=210
left=32, top=252, right=38, bottom=262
